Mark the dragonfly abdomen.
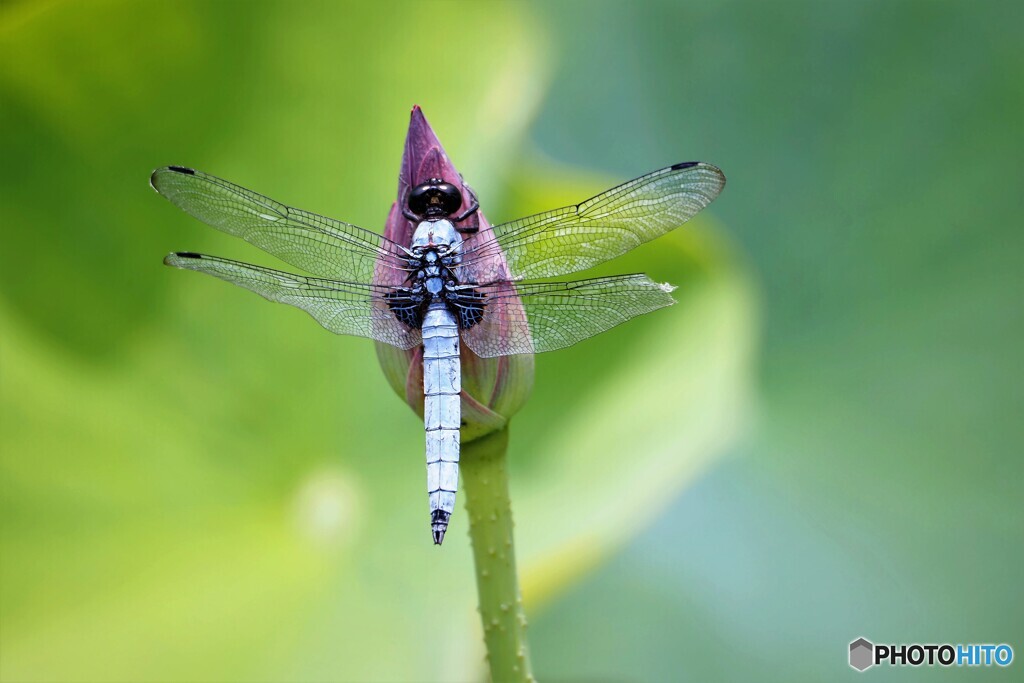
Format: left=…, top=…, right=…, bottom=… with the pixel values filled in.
left=422, top=301, right=460, bottom=545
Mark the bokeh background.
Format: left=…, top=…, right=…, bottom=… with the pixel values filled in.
left=2, top=1, right=1021, bottom=681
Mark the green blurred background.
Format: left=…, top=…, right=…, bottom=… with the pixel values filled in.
left=1, top=1, right=1021, bottom=681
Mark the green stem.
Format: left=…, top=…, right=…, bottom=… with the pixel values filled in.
left=462, top=426, right=534, bottom=683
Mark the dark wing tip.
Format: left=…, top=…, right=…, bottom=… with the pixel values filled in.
left=150, top=165, right=195, bottom=193
left=672, top=161, right=726, bottom=191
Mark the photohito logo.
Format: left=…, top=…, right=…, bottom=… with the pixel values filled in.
left=849, top=638, right=1013, bottom=672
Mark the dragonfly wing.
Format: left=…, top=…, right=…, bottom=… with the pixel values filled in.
left=152, top=166, right=410, bottom=282
left=461, top=162, right=725, bottom=280
left=165, top=252, right=421, bottom=349
left=458, top=274, right=676, bottom=357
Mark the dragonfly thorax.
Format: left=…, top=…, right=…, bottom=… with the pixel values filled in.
left=383, top=217, right=487, bottom=333
left=410, top=219, right=463, bottom=296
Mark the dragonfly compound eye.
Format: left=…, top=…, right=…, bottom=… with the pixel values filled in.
left=408, top=178, right=463, bottom=218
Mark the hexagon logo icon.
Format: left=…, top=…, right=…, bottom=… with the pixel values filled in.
left=849, top=637, right=874, bottom=671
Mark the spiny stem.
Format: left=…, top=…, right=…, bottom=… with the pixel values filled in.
left=462, top=426, right=534, bottom=683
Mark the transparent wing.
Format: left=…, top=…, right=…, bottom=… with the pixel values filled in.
left=461, top=162, right=725, bottom=281
left=164, top=252, right=421, bottom=349
left=152, top=166, right=411, bottom=281
left=458, top=274, right=676, bottom=357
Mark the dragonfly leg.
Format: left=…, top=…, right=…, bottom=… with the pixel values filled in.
left=399, top=184, right=421, bottom=223
left=452, top=178, right=480, bottom=228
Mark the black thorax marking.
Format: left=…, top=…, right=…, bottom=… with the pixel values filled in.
left=385, top=241, right=485, bottom=331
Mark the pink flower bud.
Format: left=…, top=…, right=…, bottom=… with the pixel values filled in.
left=375, top=107, right=534, bottom=442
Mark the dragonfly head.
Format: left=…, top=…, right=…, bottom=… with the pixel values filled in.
left=408, top=178, right=462, bottom=219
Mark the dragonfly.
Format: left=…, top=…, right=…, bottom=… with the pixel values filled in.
left=152, top=160, right=725, bottom=544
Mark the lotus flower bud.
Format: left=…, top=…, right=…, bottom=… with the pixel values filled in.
left=375, top=106, right=534, bottom=442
